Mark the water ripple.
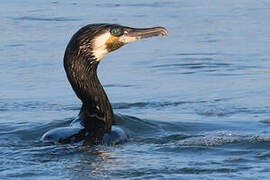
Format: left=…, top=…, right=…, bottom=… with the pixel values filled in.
left=178, top=132, right=270, bottom=147
left=195, top=104, right=270, bottom=117
left=96, top=2, right=175, bottom=8
left=0, top=100, right=78, bottom=112
left=114, top=167, right=240, bottom=178
left=149, top=59, right=260, bottom=75
left=113, top=100, right=206, bottom=110
left=13, top=16, right=80, bottom=22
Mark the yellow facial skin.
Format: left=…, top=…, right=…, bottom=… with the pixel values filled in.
left=105, top=34, right=125, bottom=52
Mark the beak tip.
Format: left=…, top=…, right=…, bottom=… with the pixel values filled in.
left=163, top=31, right=169, bottom=36
left=157, top=27, right=168, bottom=36
left=126, top=26, right=168, bottom=40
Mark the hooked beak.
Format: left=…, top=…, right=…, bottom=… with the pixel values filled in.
left=126, top=27, right=168, bottom=39
left=119, top=26, right=168, bottom=44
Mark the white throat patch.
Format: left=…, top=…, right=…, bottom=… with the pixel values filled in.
left=91, top=32, right=111, bottom=61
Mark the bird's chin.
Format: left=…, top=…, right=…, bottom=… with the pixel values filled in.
left=106, top=41, right=125, bottom=52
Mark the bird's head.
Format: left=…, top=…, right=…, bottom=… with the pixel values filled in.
left=67, top=24, right=168, bottom=61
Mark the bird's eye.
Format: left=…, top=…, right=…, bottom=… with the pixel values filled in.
left=111, top=28, right=122, bottom=36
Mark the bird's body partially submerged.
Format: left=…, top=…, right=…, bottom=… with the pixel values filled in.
left=41, top=24, right=168, bottom=145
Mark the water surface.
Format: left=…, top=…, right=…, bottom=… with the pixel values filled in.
left=1, top=0, right=270, bottom=179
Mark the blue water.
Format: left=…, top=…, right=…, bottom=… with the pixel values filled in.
left=1, top=0, right=270, bottom=179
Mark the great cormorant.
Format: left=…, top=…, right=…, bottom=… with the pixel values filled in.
left=41, top=24, right=168, bottom=145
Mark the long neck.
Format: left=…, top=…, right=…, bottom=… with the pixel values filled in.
left=64, top=48, right=114, bottom=140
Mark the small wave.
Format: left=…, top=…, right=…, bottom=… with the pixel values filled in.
left=115, top=166, right=240, bottom=179
left=224, top=157, right=249, bottom=163
left=133, top=134, right=192, bottom=145
left=13, top=16, right=80, bottom=22
left=150, top=61, right=258, bottom=75
left=112, top=100, right=206, bottom=110
left=260, top=119, right=270, bottom=124
left=254, top=151, right=270, bottom=159
left=150, top=61, right=230, bottom=69
left=150, top=53, right=263, bottom=75
left=195, top=104, right=270, bottom=117
left=0, top=100, right=78, bottom=112
left=96, top=2, right=175, bottom=8
left=96, top=3, right=121, bottom=7
left=176, top=53, right=219, bottom=56
left=178, top=131, right=270, bottom=147
left=114, top=114, right=170, bottom=136
left=7, top=43, right=25, bottom=47
left=0, top=119, right=72, bottom=143
left=104, top=84, right=132, bottom=88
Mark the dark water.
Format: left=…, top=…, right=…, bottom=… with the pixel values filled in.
left=1, top=0, right=270, bottom=179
